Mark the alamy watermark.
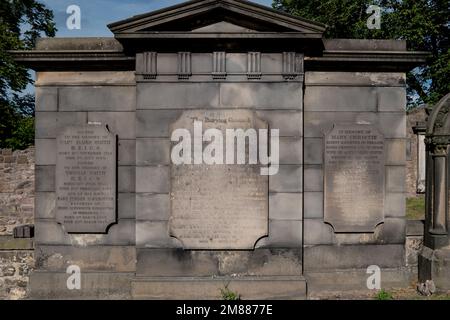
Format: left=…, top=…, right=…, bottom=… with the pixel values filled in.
left=366, top=265, right=381, bottom=290
left=66, top=5, right=81, bottom=30
left=66, top=265, right=81, bottom=290
left=366, top=5, right=381, bottom=30
left=171, top=121, right=280, bottom=176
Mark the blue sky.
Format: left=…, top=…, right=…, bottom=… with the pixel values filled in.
left=41, top=0, right=274, bottom=37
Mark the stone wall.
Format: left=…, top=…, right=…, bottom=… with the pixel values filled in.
left=0, top=147, right=35, bottom=299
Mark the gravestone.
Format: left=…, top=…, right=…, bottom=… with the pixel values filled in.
left=324, top=124, right=385, bottom=232
left=169, top=110, right=269, bottom=249
left=55, top=125, right=117, bottom=233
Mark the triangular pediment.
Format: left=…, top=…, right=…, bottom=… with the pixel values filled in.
left=192, top=21, right=256, bottom=32
left=108, top=0, right=326, bottom=35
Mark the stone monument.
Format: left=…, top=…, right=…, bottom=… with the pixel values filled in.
left=419, top=93, right=450, bottom=292
left=12, top=0, right=428, bottom=299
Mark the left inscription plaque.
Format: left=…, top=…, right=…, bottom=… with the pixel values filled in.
left=56, top=125, right=117, bottom=233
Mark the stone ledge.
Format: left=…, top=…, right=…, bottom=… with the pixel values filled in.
left=131, top=276, right=307, bottom=300
left=0, top=236, right=34, bottom=250
left=305, top=268, right=416, bottom=294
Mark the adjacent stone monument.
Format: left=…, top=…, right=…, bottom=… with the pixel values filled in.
left=419, top=93, right=450, bottom=291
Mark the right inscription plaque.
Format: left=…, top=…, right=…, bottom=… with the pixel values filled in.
left=324, top=124, right=385, bottom=232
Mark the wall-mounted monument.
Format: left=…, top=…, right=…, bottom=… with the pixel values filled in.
left=12, top=0, right=427, bottom=299
left=56, top=125, right=117, bottom=233
left=169, top=110, right=269, bottom=250
left=324, top=124, right=385, bottom=232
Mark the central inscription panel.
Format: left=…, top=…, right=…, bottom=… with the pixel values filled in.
left=324, top=124, right=385, bottom=232
left=169, top=110, right=269, bottom=249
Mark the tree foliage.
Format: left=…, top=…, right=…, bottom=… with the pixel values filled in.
left=0, top=0, right=56, bottom=149
left=273, top=0, right=450, bottom=107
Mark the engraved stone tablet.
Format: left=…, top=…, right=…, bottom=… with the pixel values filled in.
left=56, top=125, right=117, bottom=233
left=169, top=110, right=268, bottom=249
left=324, top=124, right=385, bottom=232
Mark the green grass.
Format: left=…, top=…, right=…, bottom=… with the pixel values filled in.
left=406, top=195, right=425, bottom=220
left=375, top=289, right=394, bottom=300
left=220, top=285, right=240, bottom=300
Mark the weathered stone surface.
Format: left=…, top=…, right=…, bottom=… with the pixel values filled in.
left=135, top=248, right=302, bottom=277
left=386, top=166, right=406, bottom=192
left=136, top=110, right=182, bottom=138
left=303, top=192, right=323, bottom=219
left=377, top=218, right=406, bottom=244
left=29, top=271, right=133, bottom=299
left=385, top=139, right=406, bottom=165
left=304, top=244, right=405, bottom=270
left=59, top=86, right=135, bottom=111
left=419, top=247, right=450, bottom=291
left=324, top=124, right=385, bottom=232
left=256, top=220, right=302, bottom=248
left=279, top=138, right=303, bottom=164
left=221, top=83, right=302, bottom=109
left=118, top=193, right=135, bottom=219
left=255, top=110, right=302, bottom=137
left=35, top=219, right=135, bottom=246
left=137, top=83, right=219, bottom=109
left=36, top=71, right=135, bottom=86
left=385, top=192, right=406, bottom=218
left=269, top=193, right=302, bottom=220
left=35, top=112, right=87, bottom=139
left=35, top=166, right=55, bottom=192
left=35, top=245, right=136, bottom=272
left=136, top=138, right=170, bottom=165
left=35, top=139, right=56, bottom=165
left=406, top=220, right=424, bottom=236
left=132, top=276, right=306, bottom=300
left=269, top=165, right=302, bottom=192
left=35, top=192, right=56, bottom=219
left=305, top=87, right=377, bottom=112
left=35, top=87, right=58, bottom=111
left=306, top=268, right=413, bottom=294
left=406, top=235, right=423, bottom=266
left=136, top=194, right=169, bottom=221
left=304, top=112, right=406, bottom=138
left=377, top=87, right=407, bottom=112
left=305, top=72, right=406, bottom=87
left=169, top=110, right=269, bottom=250
left=303, top=138, right=323, bottom=164
left=136, top=166, right=169, bottom=193
left=304, top=219, right=335, bottom=245
left=118, top=166, right=135, bottom=193
left=55, top=125, right=117, bottom=233
left=88, top=112, right=135, bottom=139
left=304, top=165, right=323, bottom=191
left=118, top=140, right=135, bottom=166
left=136, top=221, right=181, bottom=248
left=155, top=53, right=178, bottom=73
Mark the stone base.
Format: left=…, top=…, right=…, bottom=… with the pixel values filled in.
left=419, top=246, right=450, bottom=291
left=306, top=268, right=416, bottom=295
left=28, top=271, right=133, bottom=300
left=131, top=276, right=307, bottom=300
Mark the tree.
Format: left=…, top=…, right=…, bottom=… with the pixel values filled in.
left=0, top=0, right=56, bottom=149
left=273, top=0, right=450, bottom=107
